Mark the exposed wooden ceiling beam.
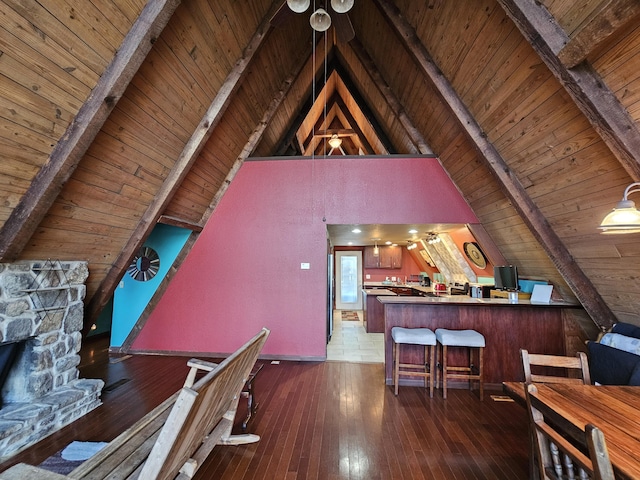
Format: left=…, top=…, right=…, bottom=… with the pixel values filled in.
left=157, top=215, right=203, bottom=232
left=302, top=95, right=340, bottom=155
left=333, top=62, right=395, bottom=154
left=346, top=37, right=432, bottom=155
left=118, top=35, right=312, bottom=351
left=557, top=0, right=640, bottom=68
left=0, top=0, right=182, bottom=261
left=334, top=98, right=376, bottom=154
left=274, top=39, right=335, bottom=156
left=498, top=0, right=640, bottom=181
left=374, top=0, right=616, bottom=329
left=84, top=2, right=280, bottom=331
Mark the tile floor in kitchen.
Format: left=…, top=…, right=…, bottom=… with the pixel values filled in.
left=326, top=310, right=384, bottom=363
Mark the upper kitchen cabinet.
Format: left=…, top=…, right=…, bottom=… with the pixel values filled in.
left=364, top=246, right=403, bottom=269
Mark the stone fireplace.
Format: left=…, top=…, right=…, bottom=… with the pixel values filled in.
left=0, top=260, right=104, bottom=459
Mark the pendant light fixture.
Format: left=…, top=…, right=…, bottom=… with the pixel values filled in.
left=310, top=8, right=331, bottom=31
left=328, top=134, right=342, bottom=149
left=331, top=0, right=354, bottom=13
left=598, top=182, right=640, bottom=233
left=287, top=0, right=310, bottom=13
left=286, top=1, right=355, bottom=33
left=373, top=239, right=380, bottom=257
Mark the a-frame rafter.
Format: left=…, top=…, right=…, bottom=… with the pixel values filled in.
left=118, top=27, right=314, bottom=351
left=374, top=0, right=616, bottom=329
left=498, top=0, right=640, bottom=182
left=0, top=0, right=182, bottom=261
left=84, top=1, right=281, bottom=330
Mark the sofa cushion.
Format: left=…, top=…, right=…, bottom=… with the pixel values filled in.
left=629, top=362, right=640, bottom=386
left=612, top=322, right=640, bottom=339
left=587, top=341, right=640, bottom=385
left=600, top=332, right=640, bottom=356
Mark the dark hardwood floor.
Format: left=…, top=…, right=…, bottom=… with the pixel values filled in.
left=0, top=335, right=530, bottom=479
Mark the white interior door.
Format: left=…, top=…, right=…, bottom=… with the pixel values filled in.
left=335, top=251, right=363, bottom=310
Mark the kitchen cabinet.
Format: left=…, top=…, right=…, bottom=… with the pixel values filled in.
left=364, top=246, right=403, bottom=269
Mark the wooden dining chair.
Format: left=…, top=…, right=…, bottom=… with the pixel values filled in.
left=525, top=384, right=615, bottom=480
left=520, top=349, right=592, bottom=479
left=521, top=349, right=591, bottom=385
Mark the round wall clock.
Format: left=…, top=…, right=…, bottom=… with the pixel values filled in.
left=128, top=246, right=160, bottom=281
left=463, top=242, right=487, bottom=269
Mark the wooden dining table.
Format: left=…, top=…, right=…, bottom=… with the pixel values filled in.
left=503, top=381, right=640, bottom=480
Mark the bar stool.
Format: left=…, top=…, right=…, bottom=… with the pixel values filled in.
left=435, top=328, right=485, bottom=400
left=391, top=327, right=436, bottom=397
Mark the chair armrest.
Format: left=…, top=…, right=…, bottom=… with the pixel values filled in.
left=184, top=358, right=219, bottom=387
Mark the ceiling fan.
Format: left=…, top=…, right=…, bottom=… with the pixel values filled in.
left=270, top=0, right=356, bottom=43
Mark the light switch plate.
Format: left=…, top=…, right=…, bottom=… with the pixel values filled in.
left=300, top=262, right=310, bottom=269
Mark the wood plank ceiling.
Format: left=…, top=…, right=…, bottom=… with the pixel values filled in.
left=1, top=0, right=640, bottom=337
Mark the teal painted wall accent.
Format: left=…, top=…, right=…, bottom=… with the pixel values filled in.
left=111, top=224, right=191, bottom=347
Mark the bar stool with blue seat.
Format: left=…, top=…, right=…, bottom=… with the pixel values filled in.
left=435, top=328, right=485, bottom=400
left=391, top=327, right=437, bottom=397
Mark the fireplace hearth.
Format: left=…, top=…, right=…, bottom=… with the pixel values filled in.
left=0, top=261, right=103, bottom=459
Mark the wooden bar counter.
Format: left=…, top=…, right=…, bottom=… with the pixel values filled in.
left=379, top=295, right=581, bottom=387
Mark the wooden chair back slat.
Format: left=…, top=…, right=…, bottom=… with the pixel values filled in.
left=525, top=384, right=615, bottom=480
left=521, top=349, right=591, bottom=385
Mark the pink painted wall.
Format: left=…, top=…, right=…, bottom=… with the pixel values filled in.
left=132, top=157, right=478, bottom=358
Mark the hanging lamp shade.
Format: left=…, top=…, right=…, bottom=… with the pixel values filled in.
left=331, top=0, right=354, bottom=13
left=599, top=182, right=640, bottom=233
left=287, top=0, right=310, bottom=13
left=310, top=8, right=331, bottom=31
left=328, top=134, right=342, bottom=149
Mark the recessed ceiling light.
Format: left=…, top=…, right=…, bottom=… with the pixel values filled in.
left=348, top=242, right=353, bottom=245
left=385, top=241, right=392, bottom=245
left=392, top=243, right=398, bottom=247
left=352, top=228, right=361, bottom=233
left=408, top=229, right=418, bottom=234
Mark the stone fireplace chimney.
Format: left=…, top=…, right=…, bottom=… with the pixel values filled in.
left=0, top=260, right=103, bottom=459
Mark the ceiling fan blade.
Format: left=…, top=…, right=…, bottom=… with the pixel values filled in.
left=333, top=13, right=355, bottom=43
left=270, top=1, right=294, bottom=27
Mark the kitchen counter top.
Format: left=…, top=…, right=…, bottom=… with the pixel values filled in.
left=362, top=288, right=397, bottom=295
left=380, top=294, right=582, bottom=386
left=377, top=295, right=579, bottom=307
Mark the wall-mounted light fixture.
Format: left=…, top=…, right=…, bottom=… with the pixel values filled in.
left=599, top=182, right=640, bottom=234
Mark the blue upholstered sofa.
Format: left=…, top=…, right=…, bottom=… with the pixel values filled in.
left=587, top=322, right=640, bottom=385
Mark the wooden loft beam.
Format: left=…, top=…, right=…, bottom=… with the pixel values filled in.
left=302, top=94, right=339, bottom=155
left=346, top=37, right=432, bottom=155
left=84, top=1, right=280, bottom=331
left=334, top=98, right=376, bottom=154
left=118, top=37, right=312, bottom=352
left=374, top=0, right=616, bottom=329
left=333, top=62, right=396, bottom=154
left=558, top=0, right=640, bottom=68
left=274, top=42, right=336, bottom=156
left=0, top=0, right=182, bottom=261
left=498, top=0, right=640, bottom=181
left=157, top=215, right=203, bottom=232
